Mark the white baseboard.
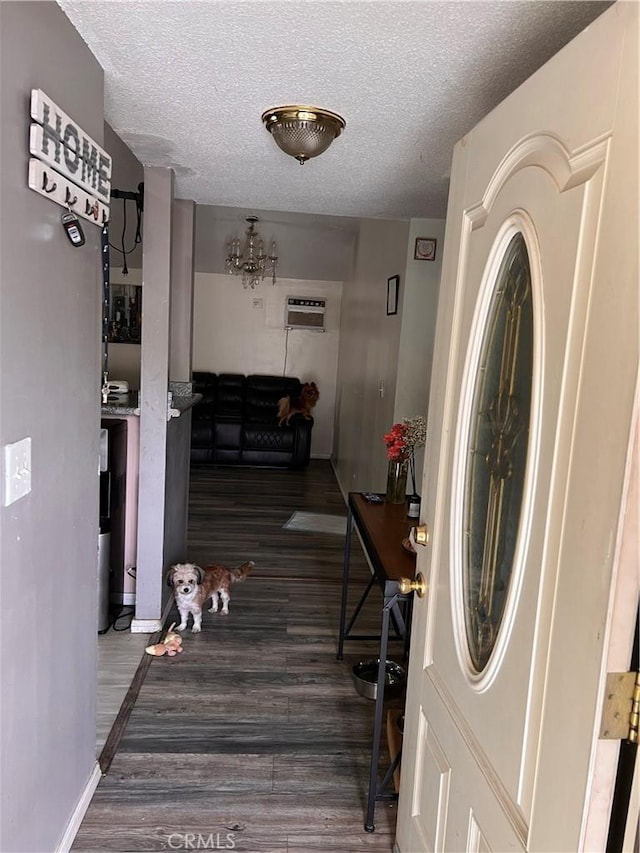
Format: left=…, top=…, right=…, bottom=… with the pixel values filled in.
left=56, top=761, right=102, bottom=852
left=110, top=592, right=136, bottom=606
left=330, top=456, right=349, bottom=503
left=130, top=597, right=174, bottom=634
left=130, top=618, right=163, bottom=633
left=310, top=451, right=332, bottom=459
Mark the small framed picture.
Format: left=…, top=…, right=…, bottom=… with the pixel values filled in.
left=386, top=275, right=399, bottom=315
left=414, top=237, right=437, bottom=261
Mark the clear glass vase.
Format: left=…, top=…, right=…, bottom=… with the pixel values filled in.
left=386, top=459, right=409, bottom=504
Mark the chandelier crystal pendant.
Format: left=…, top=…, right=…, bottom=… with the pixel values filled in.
left=262, top=105, right=346, bottom=165
left=225, top=216, right=277, bottom=289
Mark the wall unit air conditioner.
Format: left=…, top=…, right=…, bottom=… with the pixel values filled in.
left=284, top=297, right=327, bottom=332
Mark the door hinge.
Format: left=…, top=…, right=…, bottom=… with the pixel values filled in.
left=599, top=671, right=640, bottom=743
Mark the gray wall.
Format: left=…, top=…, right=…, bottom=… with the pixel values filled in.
left=135, top=166, right=174, bottom=623
left=104, top=122, right=144, bottom=272
left=163, top=410, right=193, bottom=607
left=0, top=2, right=104, bottom=850
left=103, top=123, right=144, bottom=389
left=170, top=199, right=196, bottom=381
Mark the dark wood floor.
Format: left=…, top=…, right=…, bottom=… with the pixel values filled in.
left=73, top=461, right=401, bottom=852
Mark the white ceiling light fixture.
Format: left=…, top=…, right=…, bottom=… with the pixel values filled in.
left=262, top=105, right=346, bottom=165
left=225, top=216, right=278, bottom=289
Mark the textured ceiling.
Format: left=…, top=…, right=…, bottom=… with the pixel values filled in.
left=57, top=0, right=610, bottom=220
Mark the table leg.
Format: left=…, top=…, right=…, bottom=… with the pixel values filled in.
left=379, top=746, right=402, bottom=794
left=337, top=507, right=353, bottom=661
left=344, top=572, right=376, bottom=638
left=390, top=599, right=407, bottom=639
left=364, top=597, right=392, bottom=832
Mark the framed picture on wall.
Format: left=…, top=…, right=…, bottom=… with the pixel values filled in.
left=386, top=275, right=399, bottom=316
left=414, top=237, right=437, bottom=261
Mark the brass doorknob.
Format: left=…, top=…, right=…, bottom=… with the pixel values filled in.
left=413, top=524, right=430, bottom=546
left=398, top=572, right=427, bottom=598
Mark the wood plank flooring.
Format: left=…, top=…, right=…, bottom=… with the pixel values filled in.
left=97, top=623, right=152, bottom=754
left=73, top=461, right=402, bottom=852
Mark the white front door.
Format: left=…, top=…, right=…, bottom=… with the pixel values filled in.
left=396, top=5, right=638, bottom=852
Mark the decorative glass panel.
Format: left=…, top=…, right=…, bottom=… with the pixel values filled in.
left=464, top=232, right=533, bottom=672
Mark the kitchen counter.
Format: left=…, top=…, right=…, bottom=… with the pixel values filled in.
left=101, top=390, right=202, bottom=418
left=101, top=392, right=139, bottom=416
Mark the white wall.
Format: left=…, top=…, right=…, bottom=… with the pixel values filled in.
left=193, top=274, right=343, bottom=458
left=394, top=218, right=447, bottom=491
left=196, top=205, right=358, bottom=281
left=395, top=219, right=446, bottom=420
left=110, top=203, right=359, bottom=395
left=333, top=218, right=411, bottom=494
left=332, top=216, right=446, bottom=498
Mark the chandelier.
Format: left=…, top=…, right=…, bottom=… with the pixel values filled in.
left=261, top=105, right=346, bottom=165
left=225, top=216, right=278, bottom=289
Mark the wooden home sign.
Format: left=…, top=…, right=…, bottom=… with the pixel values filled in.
left=28, top=89, right=111, bottom=227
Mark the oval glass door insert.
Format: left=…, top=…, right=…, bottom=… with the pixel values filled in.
left=464, top=231, right=533, bottom=672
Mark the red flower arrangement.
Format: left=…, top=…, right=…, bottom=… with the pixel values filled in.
left=383, top=422, right=411, bottom=462
left=383, top=416, right=427, bottom=494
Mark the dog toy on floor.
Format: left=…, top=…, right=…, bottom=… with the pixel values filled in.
left=145, top=623, right=184, bottom=657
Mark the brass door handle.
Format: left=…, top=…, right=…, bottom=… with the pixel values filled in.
left=413, top=524, right=430, bottom=546
left=398, top=572, right=427, bottom=598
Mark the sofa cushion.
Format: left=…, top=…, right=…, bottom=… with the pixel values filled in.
left=192, top=372, right=217, bottom=421
left=242, top=423, right=295, bottom=453
left=216, top=374, right=246, bottom=419
left=191, top=446, right=214, bottom=463
left=244, top=375, right=302, bottom=423
left=193, top=371, right=217, bottom=396
left=191, top=419, right=214, bottom=448
left=215, top=420, right=242, bottom=450
left=213, top=421, right=242, bottom=463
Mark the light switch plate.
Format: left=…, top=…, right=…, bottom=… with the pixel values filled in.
left=3, top=437, right=31, bottom=506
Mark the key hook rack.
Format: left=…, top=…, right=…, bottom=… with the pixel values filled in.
left=28, top=89, right=112, bottom=228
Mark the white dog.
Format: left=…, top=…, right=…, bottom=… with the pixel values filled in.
left=166, top=561, right=253, bottom=633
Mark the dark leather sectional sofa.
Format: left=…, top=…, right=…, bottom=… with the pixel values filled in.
left=190, top=372, right=313, bottom=469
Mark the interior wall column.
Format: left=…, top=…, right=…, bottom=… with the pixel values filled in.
left=169, top=199, right=195, bottom=380
left=132, top=165, right=174, bottom=631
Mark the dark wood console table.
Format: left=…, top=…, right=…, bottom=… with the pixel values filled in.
left=337, top=493, right=418, bottom=832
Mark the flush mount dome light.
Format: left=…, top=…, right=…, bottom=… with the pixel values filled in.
left=261, top=105, right=346, bottom=165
